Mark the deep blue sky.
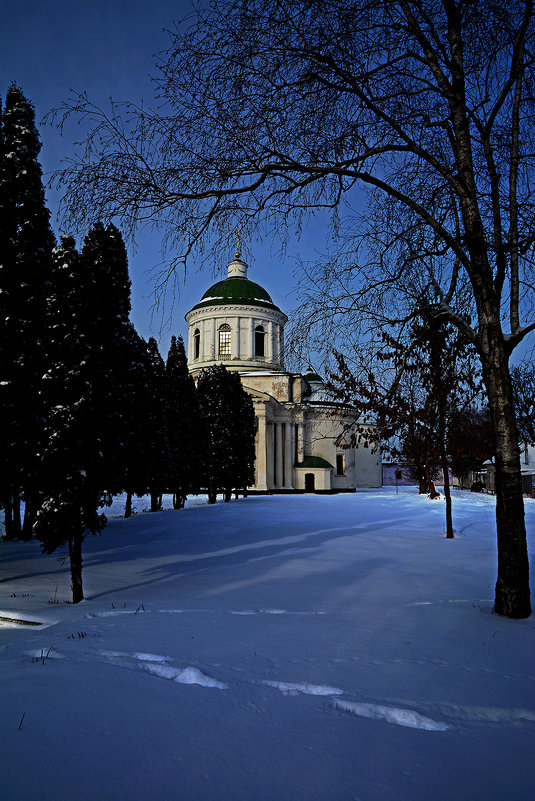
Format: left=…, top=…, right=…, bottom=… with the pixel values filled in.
left=1, top=0, right=323, bottom=354
left=1, top=0, right=532, bottom=364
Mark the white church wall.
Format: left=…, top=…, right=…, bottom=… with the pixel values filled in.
left=185, top=256, right=382, bottom=491
left=294, top=468, right=332, bottom=491
left=353, top=444, right=382, bottom=487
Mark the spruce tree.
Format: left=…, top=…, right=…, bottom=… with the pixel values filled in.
left=145, top=337, right=169, bottom=512
left=197, top=365, right=256, bottom=503
left=35, top=227, right=136, bottom=602
left=121, top=328, right=153, bottom=517
left=35, top=236, right=106, bottom=602
left=223, top=370, right=256, bottom=501
left=166, top=335, right=200, bottom=509
left=0, top=85, right=55, bottom=539
left=81, top=222, right=133, bottom=492
left=82, top=221, right=153, bottom=518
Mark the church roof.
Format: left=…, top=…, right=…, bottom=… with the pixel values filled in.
left=190, top=276, right=282, bottom=313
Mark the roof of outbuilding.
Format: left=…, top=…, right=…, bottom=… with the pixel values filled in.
left=190, top=277, right=282, bottom=312
left=295, top=455, right=334, bottom=469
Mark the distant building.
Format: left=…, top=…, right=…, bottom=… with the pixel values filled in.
left=185, top=251, right=382, bottom=492
left=455, top=443, right=534, bottom=496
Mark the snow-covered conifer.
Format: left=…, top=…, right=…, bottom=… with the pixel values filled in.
left=35, top=236, right=107, bottom=602
left=35, top=225, right=141, bottom=599
left=81, top=222, right=134, bottom=491
left=165, top=335, right=201, bottom=508
left=197, top=365, right=255, bottom=503
left=145, top=337, right=169, bottom=512
left=0, top=85, right=55, bottom=539
left=120, top=328, right=154, bottom=517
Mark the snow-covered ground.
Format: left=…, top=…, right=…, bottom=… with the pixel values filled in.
left=1, top=488, right=534, bottom=801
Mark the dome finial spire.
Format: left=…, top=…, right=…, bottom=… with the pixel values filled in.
left=227, top=231, right=248, bottom=278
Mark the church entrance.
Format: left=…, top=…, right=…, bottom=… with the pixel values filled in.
left=304, top=473, right=315, bottom=492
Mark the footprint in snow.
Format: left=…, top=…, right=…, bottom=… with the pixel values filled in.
left=333, top=699, right=449, bottom=731
left=99, top=650, right=227, bottom=689
left=263, top=679, right=450, bottom=731
left=263, top=680, right=343, bottom=696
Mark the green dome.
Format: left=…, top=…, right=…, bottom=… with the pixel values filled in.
left=304, top=367, right=324, bottom=383
left=191, top=277, right=281, bottom=312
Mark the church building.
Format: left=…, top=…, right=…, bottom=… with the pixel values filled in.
left=185, top=250, right=382, bottom=492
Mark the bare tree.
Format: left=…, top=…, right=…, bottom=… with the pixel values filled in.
left=50, top=1, right=535, bottom=617
left=330, top=311, right=483, bottom=538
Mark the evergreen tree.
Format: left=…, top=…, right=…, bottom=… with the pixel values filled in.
left=35, top=226, right=136, bottom=602
left=197, top=365, right=256, bottom=503
left=81, top=222, right=133, bottom=492
left=82, top=221, right=154, bottom=518
left=0, top=85, right=55, bottom=539
left=121, top=328, right=153, bottom=518
left=165, top=335, right=200, bottom=509
left=34, top=236, right=106, bottom=602
left=145, top=337, right=169, bottom=512
left=224, top=370, right=256, bottom=501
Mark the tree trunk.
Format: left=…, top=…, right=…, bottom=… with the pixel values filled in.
left=68, top=529, right=84, bottom=604
left=224, top=488, right=232, bottom=502
left=437, top=397, right=454, bottom=538
left=424, top=464, right=440, bottom=499
left=481, top=327, right=531, bottom=618
left=207, top=485, right=217, bottom=504
left=150, top=491, right=160, bottom=512
left=2, top=494, right=15, bottom=540
left=172, top=491, right=185, bottom=510
left=21, top=496, right=35, bottom=540
left=440, top=458, right=454, bottom=538
left=11, top=494, right=22, bottom=538
left=124, top=491, right=132, bottom=518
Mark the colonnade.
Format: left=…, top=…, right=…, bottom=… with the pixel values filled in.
left=255, top=417, right=306, bottom=490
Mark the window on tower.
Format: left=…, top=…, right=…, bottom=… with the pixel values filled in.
left=255, top=325, right=265, bottom=358
left=218, top=324, right=232, bottom=357
left=194, top=328, right=201, bottom=360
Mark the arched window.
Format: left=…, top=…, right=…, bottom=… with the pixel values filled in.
left=194, top=328, right=201, bottom=360
left=255, top=324, right=265, bottom=358
left=218, top=323, right=232, bottom=357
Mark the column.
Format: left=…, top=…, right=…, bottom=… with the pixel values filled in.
left=284, top=421, right=294, bottom=488
left=297, top=422, right=305, bottom=463
left=278, top=325, right=284, bottom=369
left=233, top=317, right=240, bottom=360
left=187, top=324, right=193, bottom=363
left=202, top=318, right=209, bottom=361
left=266, top=422, right=274, bottom=488
left=275, top=423, right=283, bottom=489
left=267, top=320, right=274, bottom=363
left=248, top=318, right=254, bottom=360
left=208, top=318, right=216, bottom=360
left=255, top=414, right=268, bottom=490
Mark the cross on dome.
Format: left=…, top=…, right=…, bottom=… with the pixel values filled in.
left=227, top=232, right=248, bottom=278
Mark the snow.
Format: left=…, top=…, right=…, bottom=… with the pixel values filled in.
left=1, top=488, right=534, bottom=801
